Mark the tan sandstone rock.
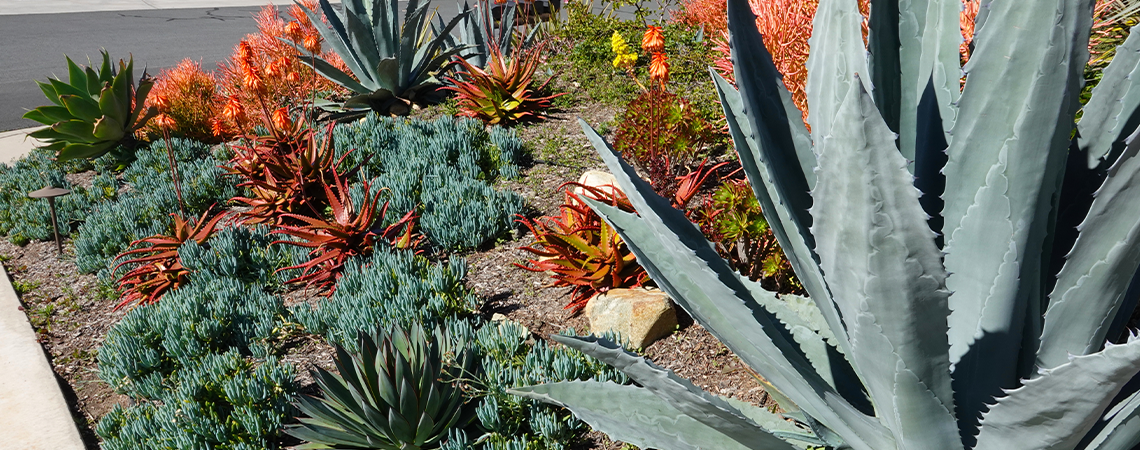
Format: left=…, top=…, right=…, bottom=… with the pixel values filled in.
left=585, top=287, right=677, bottom=349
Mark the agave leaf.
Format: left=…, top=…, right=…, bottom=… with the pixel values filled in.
left=83, top=67, right=101, bottom=95
left=129, top=77, right=155, bottom=128
left=374, top=57, right=401, bottom=92
left=57, top=141, right=116, bottom=161
left=1078, top=30, right=1140, bottom=169
left=342, top=6, right=382, bottom=82
left=51, top=119, right=97, bottom=142
left=712, top=71, right=848, bottom=359
left=511, top=381, right=786, bottom=450
left=550, top=334, right=803, bottom=449
left=804, top=0, right=873, bottom=145
left=809, top=79, right=960, bottom=449
left=577, top=118, right=894, bottom=450
left=92, top=115, right=125, bottom=142
left=974, top=337, right=1140, bottom=450
left=111, top=57, right=132, bottom=110
left=867, top=0, right=900, bottom=134
left=287, top=421, right=376, bottom=447
left=36, top=81, right=63, bottom=106
left=65, top=56, right=89, bottom=97
left=98, top=84, right=126, bottom=125
left=942, top=0, right=1094, bottom=436
left=1037, top=130, right=1140, bottom=368
left=372, top=0, right=398, bottom=57
left=48, top=78, right=89, bottom=102
left=298, top=55, right=374, bottom=94
left=896, top=0, right=960, bottom=164
left=726, top=0, right=816, bottom=190
left=303, top=0, right=370, bottom=84
left=59, top=94, right=102, bottom=122
left=22, top=105, right=73, bottom=125
left=97, top=51, right=114, bottom=82
left=1084, top=388, right=1140, bottom=450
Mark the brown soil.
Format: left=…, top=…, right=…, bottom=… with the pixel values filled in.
left=0, top=239, right=129, bottom=449
left=0, top=99, right=770, bottom=450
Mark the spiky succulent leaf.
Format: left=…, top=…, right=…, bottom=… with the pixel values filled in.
left=974, top=337, right=1140, bottom=450
left=1084, top=388, right=1140, bottom=450
left=575, top=119, right=895, bottom=450
left=300, top=0, right=470, bottom=113
left=512, top=381, right=785, bottom=450
left=941, top=0, right=1094, bottom=436
left=547, top=334, right=804, bottom=449
left=803, top=0, right=873, bottom=145
left=1078, top=30, right=1140, bottom=168
left=288, top=323, right=474, bottom=450
left=1037, top=131, right=1140, bottom=368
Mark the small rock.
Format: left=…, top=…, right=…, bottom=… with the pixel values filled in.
left=585, top=287, right=677, bottom=349
left=491, top=313, right=508, bottom=322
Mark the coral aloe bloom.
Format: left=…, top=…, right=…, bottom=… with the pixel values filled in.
left=272, top=107, right=293, bottom=131
left=642, top=26, right=665, bottom=54
left=649, top=52, right=670, bottom=86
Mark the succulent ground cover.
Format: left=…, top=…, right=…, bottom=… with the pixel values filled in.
left=3, top=0, right=1139, bottom=449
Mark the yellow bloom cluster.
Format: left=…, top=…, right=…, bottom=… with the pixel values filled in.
left=611, top=32, right=638, bottom=70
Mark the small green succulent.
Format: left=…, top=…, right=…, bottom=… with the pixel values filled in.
left=287, top=322, right=477, bottom=449
left=23, top=51, right=157, bottom=163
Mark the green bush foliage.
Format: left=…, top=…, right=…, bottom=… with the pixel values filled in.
left=96, top=276, right=293, bottom=449
left=0, top=149, right=117, bottom=245
left=291, top=249, right=479, bottom=351
left=74, top=138, right=236, bottom=274
left=331, top=115, right=526, bottom=250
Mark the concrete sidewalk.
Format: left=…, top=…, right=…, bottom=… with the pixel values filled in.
left=0, top=262, right=86, bottom=449
left=0, top=0, right=296, bottom=15
left=0, top=127, right=42, bottom=165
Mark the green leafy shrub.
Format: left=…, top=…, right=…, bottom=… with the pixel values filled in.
left=0, top=149, right=117, bottom=245
left=96, top=276, right=292, bottom=449
left=332, top=115, right=526, bottom=250
left=75, top=138, right=235, bottom=273
left=291, top=249, right=478, bottom=351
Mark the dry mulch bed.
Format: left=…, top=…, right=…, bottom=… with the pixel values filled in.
left=0, top=98, right=771, bottom=449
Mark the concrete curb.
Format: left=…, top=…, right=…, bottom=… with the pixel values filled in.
left=0, top=127, right=43, bottom=165
left=0, top=263, right=86, bottom=449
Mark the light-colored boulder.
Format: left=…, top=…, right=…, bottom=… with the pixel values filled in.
left=574, top=170, right=622, bottom=197
left=585, top=287, right=677, bottom=349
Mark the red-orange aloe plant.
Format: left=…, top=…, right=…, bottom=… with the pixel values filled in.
left=226, top=121, right=355, bottom=226
left=517, top=183, right=648, bottom=313
left=517, top=159, right=724, bottom=313
left=272, top=174, right=419, bottom=294
left=444, top=44, right=566, bottom=126
left=111, top=209, right=227, bottom=310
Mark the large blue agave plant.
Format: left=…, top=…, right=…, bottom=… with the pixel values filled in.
left=510, top=0, right=1140, bottom=449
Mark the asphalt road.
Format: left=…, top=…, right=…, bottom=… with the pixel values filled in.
left=0, top=2, right=652, bottom=133
left=0, top=6, right=275, bottom=132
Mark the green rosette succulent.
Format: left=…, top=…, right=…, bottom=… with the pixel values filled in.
left=287, top=322, right=476, bottom=449
left=23, top=51, right=157, bottom=163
